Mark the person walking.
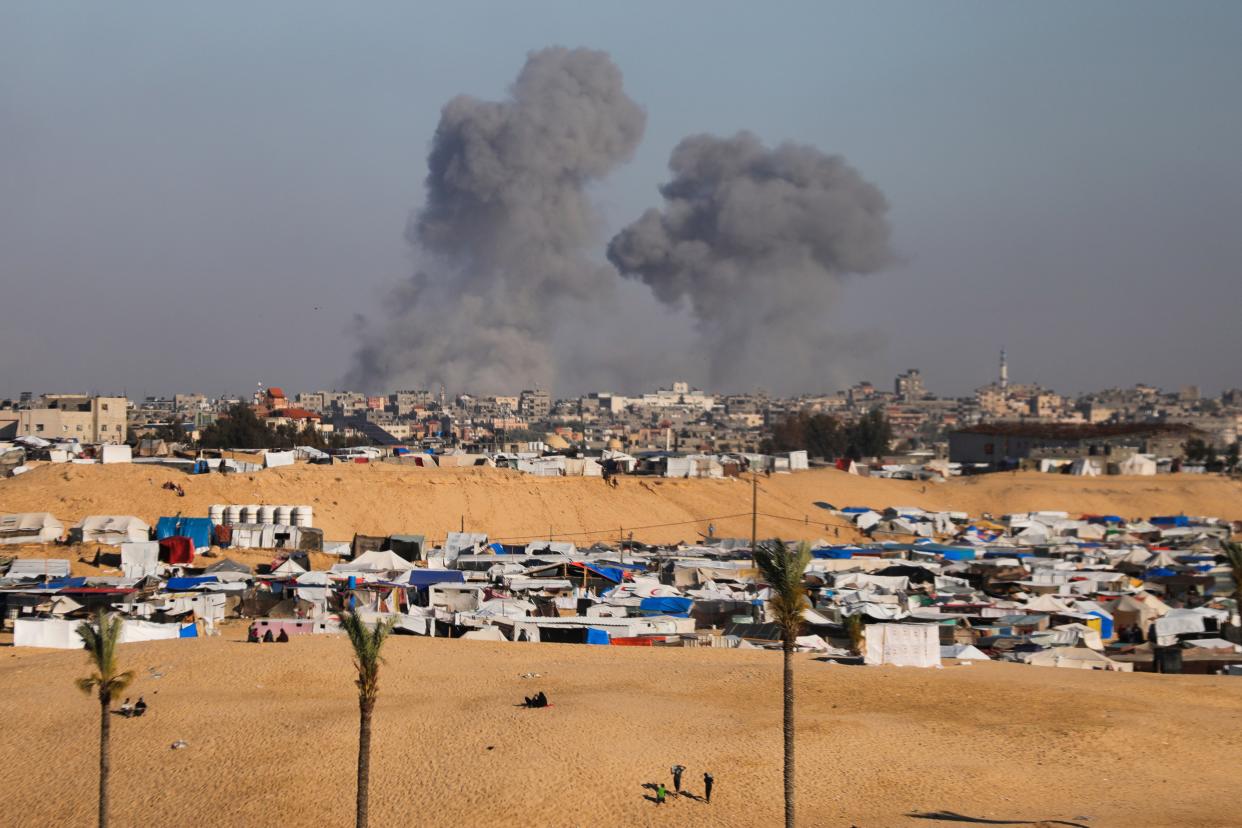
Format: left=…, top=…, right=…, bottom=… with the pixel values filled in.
left=655, top=783, right=667, bottom=805
left=703, top=772, right=714, bottom=804
left=670, top=764, right=685, bottom=794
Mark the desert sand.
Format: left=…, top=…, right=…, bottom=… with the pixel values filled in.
left=3, top=463, right=1241, bottom=548
left=1, top=630, right=1240, bottom=827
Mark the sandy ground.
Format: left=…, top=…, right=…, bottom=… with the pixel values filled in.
left=0, top=631, right=1238, bottom=827
left=3, top=463, right=1241, bottom=549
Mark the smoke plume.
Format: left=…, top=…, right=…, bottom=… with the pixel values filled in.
left=349, top=47, right=645, bottom=392
left=608, top=131, right=893, bottom=391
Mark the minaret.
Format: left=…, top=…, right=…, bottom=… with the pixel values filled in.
left=999, top=349, right=1009, bottom=391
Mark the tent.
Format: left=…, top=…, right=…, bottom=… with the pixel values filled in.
left=863, top=623, right=940, bottom=667
left=159, top=536, right=195, bottom=565
left=99, top=444, right=133, bottom=464
left=1118, top=454, right=1157, bottom=476
left=4, top=559, right=72, bottom=580
left=155, top=517, right=214, bottom=550
left=0, top=512, right=64, bottom=545
left=71, top=515, right=149, bottom=545
left=333, top=549, right=415, bottom=573
left=461, top=626, right=508, bottom=642
left=1027, top=646, right=1132, bottom=671
left=120, top=541, right=160, bottom=578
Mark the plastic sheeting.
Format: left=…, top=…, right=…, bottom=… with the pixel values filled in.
left=863, top=623, right=940, bottom=667
left=120, top=542, right=160, bottom=578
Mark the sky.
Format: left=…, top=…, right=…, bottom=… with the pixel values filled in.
left=2, top=1, right=1240, bottom=400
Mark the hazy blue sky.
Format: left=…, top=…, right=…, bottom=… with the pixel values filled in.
left=2, top=1, right=1240, bottom=399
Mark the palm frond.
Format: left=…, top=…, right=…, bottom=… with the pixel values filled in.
left=340, top=612, right=396, bottom=702
left=76, top=609, right=130, bottom=700
left=754, top=539, right=812, bottom=643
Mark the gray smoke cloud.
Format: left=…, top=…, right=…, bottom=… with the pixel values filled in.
left=349, top=47, right=645, bottom=393
left=608, top=131, right=893, bottom=392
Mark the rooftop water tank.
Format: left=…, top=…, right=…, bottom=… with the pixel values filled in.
left=292, top=506, right=313, bottom=528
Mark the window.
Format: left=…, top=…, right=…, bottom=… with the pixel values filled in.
left=101, top=403, right=109, bottom=411
left=76, top=424, right=84, bottom=432
left=35, top=424, right=44, bottom=432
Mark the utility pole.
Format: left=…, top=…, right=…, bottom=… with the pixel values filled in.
left=751, top=470, right=758, bottom=551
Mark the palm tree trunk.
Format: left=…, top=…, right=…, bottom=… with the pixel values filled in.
left=783, top=641, right=795, bottom=828
left=356, top=696, right=374, bottom=828
left=98, top=691, right=111, bottom=828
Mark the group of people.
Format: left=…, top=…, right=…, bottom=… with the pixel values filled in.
left=523, top=691, right=549, bottom=708
left=117, top=697, right=148, bottom=718
left=248, top=626, right=290, bottom=643
left=654, top=764, right=714, bottom=805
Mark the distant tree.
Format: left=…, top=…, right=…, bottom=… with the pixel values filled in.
left=1226, top=442, right=1240, bottom=472
left=846, top=408, right=893, bottom=460
left=753, top=540, right=812, bottom=828
left=1183, top=437, right=1209, bottom=464
left=340, top=611, right=396, bottom=828
left=198, top=404, right=273, bottom=449
left=76, top=611, right=134, bottom=828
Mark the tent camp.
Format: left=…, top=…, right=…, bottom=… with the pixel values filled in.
left=0, top=513, right=64, bottom=545
left=71, top=515, right=150, bottom=545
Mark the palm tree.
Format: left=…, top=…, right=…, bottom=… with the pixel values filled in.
left=340, top=611, right=396, bottom=828
left=1224, top=541, right=1242, bottom=600
left=76, top=610, right=134, bottom=828
left=754, top=539, right=812, bottom=828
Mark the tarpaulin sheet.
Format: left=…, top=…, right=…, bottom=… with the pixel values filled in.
left=155, top=517, right=214, bottom=550
left=585, top=627, right=611, bottom=645
left=639, top=596, right=693, bottom=617
left=403, top=569, right=465, bottom=587
left=164, top=576, right=218, bottom=591
left=863, top=623, right=940, bottom=667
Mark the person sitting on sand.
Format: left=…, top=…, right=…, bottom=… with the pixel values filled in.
left=276, top=628, right=290, bottom=643
left=655, top=783, right=666, bottom=805
left=248, top=626, right=261, bottom=643
left=263, top=629, right=275, bottom=643
left=119, top=698, right=133, bottom=717
left=133, top=697, right=147, bottom=717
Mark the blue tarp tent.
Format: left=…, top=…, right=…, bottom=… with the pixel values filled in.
left=576, top=563, right=624, bottom=583
left=1146, top=567, right=1178, bottom=578
left=155, top=517, right=214, bottom=550
left=812, top=547, right=854, bottom=559
left=179, top=623, right=198, bottom=638
left=47, top=577, right=89, bottom=590
left=164, top=576, right=218, bottom=591
left=638, top=596, right=692, bottom=617
left=585, top=627, right=610, bottom=645
left=403, top=569, right=465, bottom=587
left=1150, top=515, right=1189, bottom=527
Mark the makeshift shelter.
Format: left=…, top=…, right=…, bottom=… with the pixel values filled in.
left=0, top=513, right=64, bottom=545
left=71, top=515, right=149, bottom=545
left=1117, top=453, right=1157, bottom=476
left=121, top=541, right=160, bottom=578
left=863, top=623, right=940, bottom=667
left=159, top=536, right=195, bottom=565
left=333, top=549, right=415, bottom=573
left=388, top=534, right=426, bottom=562
left=1027, top=646, right=1132, bottom=671
left=99, top=444, right=133, bottom=464
left=4, top=558, right=72, bottom=580
left=155, top=517, right=214, bottom=551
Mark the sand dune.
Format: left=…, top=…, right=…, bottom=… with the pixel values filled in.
left=1, top=631, right=1239, bottom=827
left=2, top=463, right=1240, bottom=547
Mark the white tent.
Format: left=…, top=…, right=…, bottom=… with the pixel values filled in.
left=941, top=644, right=991, bottom=660
left=71, top=516, right=150, bottom=545
left=271, top=557, right=307, bottom=576
left=263, top=450, right=296, bottom=468
left=863, top=623, right=940, bottom=667
left=461, top=626, right=508, bottom=642
left=121, top=541, right=160, bottom=578
left=1026, top=646, right=1131, bottom=671
left=14, top=617, right=184, bottom=648
left=333, top=549, right=415, bottom=573
left=4, top=558, right=72, bottom=580
left=1118, top=454, right=1158, bottom=476
left=0, top=513, right=64, bottom=545
left=1069, top=458, right=1100, bottom=477
left=99, top=444, right=133, bottom=464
